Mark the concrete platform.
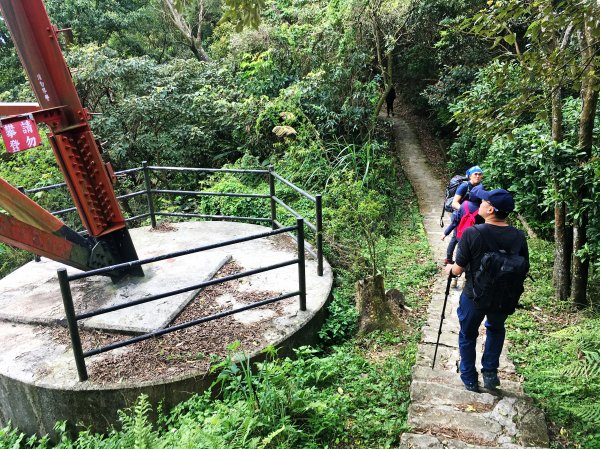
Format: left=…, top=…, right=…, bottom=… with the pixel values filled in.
left=0, top=221, right=333, bottom=438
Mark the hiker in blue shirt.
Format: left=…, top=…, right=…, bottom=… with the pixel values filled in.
left=442, top=185, right=484, bottom=280
left=452, top=165, right=483, bottom=211
left=443, top=168, right=484, bottom=265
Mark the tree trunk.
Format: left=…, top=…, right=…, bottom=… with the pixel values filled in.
left=571, top=11, right=599, bottom=307
left=571, top=216, right=589, bottom=308
left=190, top=43, right=211, bottom=62
left=355, top=274, right=401, bottom=334
left=550, top=87, right=572, bottom=300
left=370, top=7, right=393, bottom=122
left=553, top=199, right=572, bottom=300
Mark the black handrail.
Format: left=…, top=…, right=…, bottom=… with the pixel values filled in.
left=68, top=225, right=296, bottom=280
left=20, top=163, right=323, bottom=274
left=58, top=220, right=308, bottom=381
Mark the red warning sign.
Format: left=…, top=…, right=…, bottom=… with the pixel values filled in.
left=1, top=117, right=43, bottom=154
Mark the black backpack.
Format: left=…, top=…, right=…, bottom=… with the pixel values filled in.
left=440, top=175, right=468, bottom=227
left=472, top=225, right=529, bottom=315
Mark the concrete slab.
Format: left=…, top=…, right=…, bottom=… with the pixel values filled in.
left=0, top=234, right=230, bottom=334
left=0, top=221, right=333, bottom=438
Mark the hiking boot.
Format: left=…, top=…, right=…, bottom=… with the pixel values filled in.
left=483, top=372, right=500, bottom=390
left=464, top=382, right=479, bottom=393
left=443, top=258, right=454, bottom=265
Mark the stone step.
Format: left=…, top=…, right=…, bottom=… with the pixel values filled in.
left=412, top=366, right=518, bottom=388
left=407, top=404, right=503, bottom=444
left=410, top=380, right=496, bottom=407
left=399, top=432, right=548, bottom=449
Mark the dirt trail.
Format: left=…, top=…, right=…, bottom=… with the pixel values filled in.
left=391, top=116, right=550, bottom=449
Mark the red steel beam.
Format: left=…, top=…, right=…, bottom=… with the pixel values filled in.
left=0, top=213, right=91, bottom=271
left=0, top=0, right=143, bottom=277
left=0, top=178, right=65, bottom=234
left=0, top=178, right=93, bottom=270
left=0, top=0, right=125, bottom=238
left=0, top=102, right=40, bottom=116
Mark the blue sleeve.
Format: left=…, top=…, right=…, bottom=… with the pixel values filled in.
left=445, top=210, right=461, bottom=234
left=455, top=182, right=468, bottom=197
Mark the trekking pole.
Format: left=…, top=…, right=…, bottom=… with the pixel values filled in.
left=432, top=272, right=453, bottom=369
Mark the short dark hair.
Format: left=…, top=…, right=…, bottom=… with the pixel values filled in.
left=495, top=210, right=510, bottom=220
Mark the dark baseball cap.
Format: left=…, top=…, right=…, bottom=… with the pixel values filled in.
left=479, top=188, right=515, bottom=213
left=469, top=184, right=485, bottom=203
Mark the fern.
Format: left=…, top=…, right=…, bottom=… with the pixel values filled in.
left=259, top=425, right=286, bottom=448
left=132, top=396, right=153, bottom=449
left=583, top=350, right=600, bottom=378
left=116, top=395, right=162, bottom=449
left=562, top=349, right=600, bottom=380
left=572, top=403, right=600, bottom=426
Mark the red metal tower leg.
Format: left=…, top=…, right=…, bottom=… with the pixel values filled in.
left=0, top=0, right=142, bottom=278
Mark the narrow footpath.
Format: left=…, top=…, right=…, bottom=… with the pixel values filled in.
left=392, top=116, right=551, bottom=449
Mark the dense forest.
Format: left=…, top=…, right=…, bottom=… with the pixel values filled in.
left=0, top=0, right=598, bottom=448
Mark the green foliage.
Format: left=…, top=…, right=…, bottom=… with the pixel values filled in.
left=220, top=0, right=265, bottom=31
left=398, top=0, right=491, bottom=114
left=46, top=0, right=175, bottom=60
left=508, top=239, right=600, bottom=448
left=0, top=335, right=419, bottom=448
left=67, top=47, right=253, bottom=168
left=449, top=60, right=538, bottom=142
left=422, top=65, right=478, bottom=125
left=0, top=245, right=31, bottom=280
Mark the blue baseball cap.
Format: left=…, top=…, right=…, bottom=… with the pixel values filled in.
left=469, top=184, right=485, bottom=203
left=479, top=188, right=515, bottom=213
left=466, top=165, right=483, bottom=177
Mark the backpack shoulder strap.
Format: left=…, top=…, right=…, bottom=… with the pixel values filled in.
left=474, top=224, right=523, bottom=254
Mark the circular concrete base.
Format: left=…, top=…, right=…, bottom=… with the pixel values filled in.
left=0, top=221, right=332, bottom=438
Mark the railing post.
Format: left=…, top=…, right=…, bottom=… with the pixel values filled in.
left=268, top=165, right=277, bottom=229
left=142, top=161, right=156, bottom=228
left=296, top=218, right=307, bottom=311
left=58, top=268, right=88, bottom=381
left=315, top=194, right=323, bottom=276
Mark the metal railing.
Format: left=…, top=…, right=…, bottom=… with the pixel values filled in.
left=59, top=219, right=307, bottom=381
left=27, top=163, right=324, bottom=381
left=22, top=162, right=324, bottom=276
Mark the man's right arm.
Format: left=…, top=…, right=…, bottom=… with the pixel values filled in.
left=519, top=231, right=530, bottom=272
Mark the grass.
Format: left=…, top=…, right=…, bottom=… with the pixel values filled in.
left=0, top=244, right=31, bottom=279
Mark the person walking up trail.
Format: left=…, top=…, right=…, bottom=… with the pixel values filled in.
left=452, top=165, right=483, bottom=211
left=443, top=166, right=484, bottom=265
left=386, top=86, right=397, bottom=117
left=444, top=188, right=529, bottom=392
left=390, top=114, right=549, bottom=448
